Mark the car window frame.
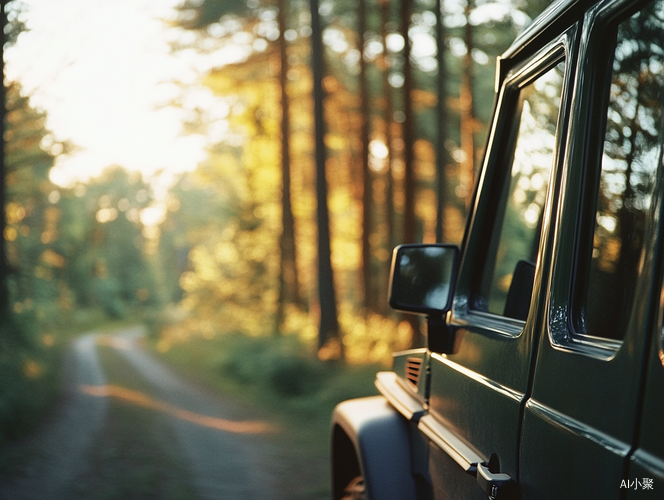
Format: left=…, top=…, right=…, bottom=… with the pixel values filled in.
left=451, top=32, right=576, bottom=339
left=547, top=0, right=664, bottom=358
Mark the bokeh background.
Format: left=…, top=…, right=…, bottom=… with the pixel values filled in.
left=1, top=0, right=552, bottom=496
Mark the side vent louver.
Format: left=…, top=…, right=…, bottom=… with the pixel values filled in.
left=405, top=357, right=423, bottom=390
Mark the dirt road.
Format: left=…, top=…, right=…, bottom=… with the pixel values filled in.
left=0, top=328, right=289, bottom=500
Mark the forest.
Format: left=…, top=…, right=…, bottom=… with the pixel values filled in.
left=0, top=0, right=550, bottom=442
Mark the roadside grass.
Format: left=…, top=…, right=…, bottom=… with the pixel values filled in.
left=0, top=312, right=65, bottom=473
left=73, top=342, right=199, bottom=500
left=152, top=332, right=383, bottom=499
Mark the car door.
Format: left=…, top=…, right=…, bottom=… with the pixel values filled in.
left=417, top=25, right=577, bottom=499
left=624, top=278, right=664, bottom=497
left=519, top=0, right=664, bottom=498
left=620, top=296, right=664, bottom=500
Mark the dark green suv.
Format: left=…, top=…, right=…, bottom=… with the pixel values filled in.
left=331, top=0, right=664, bottom=498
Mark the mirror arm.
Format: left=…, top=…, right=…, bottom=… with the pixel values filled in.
left=427, top=314, right=456, bottom=354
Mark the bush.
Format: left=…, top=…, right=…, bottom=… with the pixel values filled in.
left=0, top=311, right=60, bottom=445
left=93, top=278, right=126, bottom=319
left=266, top=355, right=326, bottom=397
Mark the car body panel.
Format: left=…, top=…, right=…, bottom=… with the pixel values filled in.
left=519, top=0, right=664, bottom=496
left=625, top=229, right=664, bottom=496
left=332, top=396, right=419, bottom=500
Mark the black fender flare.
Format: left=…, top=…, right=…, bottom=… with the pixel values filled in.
left=331, top=395, right=418, bottom=500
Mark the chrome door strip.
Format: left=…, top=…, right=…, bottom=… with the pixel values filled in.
left=418, top=413, right=483, bottom=474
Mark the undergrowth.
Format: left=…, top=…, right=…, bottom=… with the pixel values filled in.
left=0, top=311, right=61, bottom=448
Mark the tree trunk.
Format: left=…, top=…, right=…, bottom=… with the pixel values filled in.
left=276, top=0, right=301, bottom=331
left=459, top=0, right=476, bottom=209
left=399, top=0, right=421, bottom=346
left=379, top=0, right=395, bottom=314
left=1, top=8, right=8, bottom=316
left=435, top=0, right=448, bottom=242
left=358, top=0, right=373, bottom=313
left=400, top=0, right=416, bottom=245
left=309, top=0, right=342, bottom=357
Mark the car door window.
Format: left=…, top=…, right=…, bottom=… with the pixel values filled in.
left=578, top=1, right=664, bottom=341
left=475, top=61, right=566, bottom=320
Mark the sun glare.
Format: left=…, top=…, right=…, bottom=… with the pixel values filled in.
left=5, top=0, right=211, bottom=187
left=140, top=204, right=167, bottom=227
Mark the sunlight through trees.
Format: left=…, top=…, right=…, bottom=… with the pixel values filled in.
left=2, top=0, right=555, bottom=440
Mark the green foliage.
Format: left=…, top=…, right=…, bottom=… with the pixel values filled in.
left=267, top=355, right=325, bottom=396
left=1, top=83, right=64, bottom=444
left=5, top=84, right=162, bottom=325
left=2, top=81, right=168, bottom=444
left=214, top=334, right=327, bottom=396
left=3, top=1, right=28, bottom=47
left=158, top=175, right=218, bottom=304
left=67, top=168, right=161, bottom=314
left=169, top=117, right=283, bottom=335
left=4, top=82, right=61, bottom=317
left=0, top=312, right=60, bottom=445
left=176, top=0, right=251, bottom=30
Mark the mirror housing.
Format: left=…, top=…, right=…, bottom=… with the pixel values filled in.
left=389, top=244, right=460, bottom=354
left=389, top=244, right=459, bottom=316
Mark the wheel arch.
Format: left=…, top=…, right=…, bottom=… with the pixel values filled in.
left=331, top=395, right=419, bottom=500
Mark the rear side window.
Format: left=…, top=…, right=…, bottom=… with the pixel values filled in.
left=475, top=61, right=566, bottom=320
left=580, top=0, right=664, bottom=340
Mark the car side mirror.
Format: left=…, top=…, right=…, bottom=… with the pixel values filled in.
left=389, top=244, right=459, bottom=316
left=389, top=244, right=460, bottom=354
